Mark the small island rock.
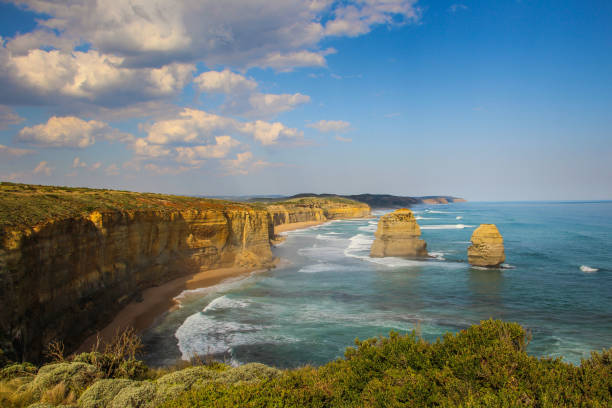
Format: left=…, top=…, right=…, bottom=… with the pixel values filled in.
left=370, top=208, right=428, bottom=258
left=468, top=224, right=505, bottom=267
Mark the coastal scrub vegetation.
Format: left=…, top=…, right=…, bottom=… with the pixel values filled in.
left=0, top=182, right=249, bottom=232
left=0, top=320, right=610, bottom=407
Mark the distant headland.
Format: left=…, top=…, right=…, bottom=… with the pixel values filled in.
left=240, top=193, right=466, bottom=208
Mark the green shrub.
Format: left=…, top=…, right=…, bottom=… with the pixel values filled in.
left=23, top=362, right=98, bottom=400
left=216, top=363, right=281, bottom=384
left=108, top=382, right=157, bottom=408
left=72, top=352, right=147, bottom=380
left=155, top=367, right=220, bottom=389
left=77, top=379, right=135, bottom=408
left=1, top=363, right=38, bottom=381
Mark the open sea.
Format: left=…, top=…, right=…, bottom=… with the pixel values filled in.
left=142, top=201, right=612, bottom=367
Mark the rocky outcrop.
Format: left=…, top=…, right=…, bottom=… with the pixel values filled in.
left=468, top=224, right=505, bottom=267
left=0, top=207, right=274, bottom=362
left=370, top=209, right=428, bottom=258
left=266, top=198, right=370, bottom=227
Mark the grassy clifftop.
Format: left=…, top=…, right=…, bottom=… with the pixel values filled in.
left=0, top=182, right=251, bottom=232
left=0, top=183, right=369, bottom=233
left=0, top=320, right=609, bottom=407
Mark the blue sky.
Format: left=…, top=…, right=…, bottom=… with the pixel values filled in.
left=0, top=0, right=610, bottom=201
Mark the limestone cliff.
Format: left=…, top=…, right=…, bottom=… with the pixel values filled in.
left=0, top=206, right=274, bottom=362
left=370, top=209, right=428, bottom=258
left=468, top=224, right=505, bottom=267
left=266, top=197, right=370, bottom=227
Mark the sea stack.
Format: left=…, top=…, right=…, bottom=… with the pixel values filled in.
left=370, top=208, right=428, bottom=258
left=468, top=224, right=505, bottom=267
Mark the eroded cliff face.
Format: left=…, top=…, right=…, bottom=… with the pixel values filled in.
left=370, top=209, right=428, bottom=258
left=266, top=200, right=370, bottom=227
left=468, top=224, right=505, bottom=267
left=0, top=207, right=274, bottom=362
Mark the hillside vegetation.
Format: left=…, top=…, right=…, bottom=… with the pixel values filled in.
left=0, top=182, right=250, bottom=232
left=0, top=183, right=369, bottom=232
left=1, top=320, right=609, bottom=407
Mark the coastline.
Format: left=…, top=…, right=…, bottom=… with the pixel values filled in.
left=274, top=220, right=328, bottom=234
left=76, top=218, right=360, bottom=354
left=76, top=264, right=273, bottom=354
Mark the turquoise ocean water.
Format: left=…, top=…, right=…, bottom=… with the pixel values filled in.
left=142, top=202, right=612, bottom=367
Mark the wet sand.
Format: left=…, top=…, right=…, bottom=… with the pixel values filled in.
left=274, top=220, right=327, bottom=234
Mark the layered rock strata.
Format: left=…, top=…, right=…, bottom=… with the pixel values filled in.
left=0, top=207, right=275, bottom=362
left=370, top=209, right=428, bottom=258
left=266, top=199, right=370, bottom=227
left=468, top=224, right=505, bottom=267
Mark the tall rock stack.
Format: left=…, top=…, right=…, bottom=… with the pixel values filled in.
left=370, top=209, right=428, bottom=258
left=468, top=224, right=506, bottom=267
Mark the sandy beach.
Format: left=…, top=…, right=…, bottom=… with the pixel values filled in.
left=76, top=265, right=268, bottom=353
left=274, top=220, right=327, bottom=234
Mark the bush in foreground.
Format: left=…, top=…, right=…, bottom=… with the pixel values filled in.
left=0, top=320, right=610, bottom=407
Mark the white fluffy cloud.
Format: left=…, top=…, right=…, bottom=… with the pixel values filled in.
left=240, top=120, right=302, bottom=145
left=128, top=108, right=301, bottom=173
left=246, top=93, right=311, bottom=118
left=223, top=151, right=254, bottom=175
left=194, top=69, right=310, bottom=118
left=325, top=0, right=420, bottom=37
left=72, top=157, right=87, bottom=168
left=175, top=136, right=241, bottom=165
left=0, top=106, right=24, bottom=129
left=17, top=116, right=132, bottom=148
left=7, top=0, right=419, bottom=70
left=307, top=119, right=351, bottom=132
left=145, top=109, right=237, bottom=146
left=0, top=43, right=194, bottom=107
left=33, top=160, right=53, bottom=176
left=0, top=144, right=34, bottom=156
left=142, top=108, right=302, bottom=148
left=194, top=70, right=258, bottom=95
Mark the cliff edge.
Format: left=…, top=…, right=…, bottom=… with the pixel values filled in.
left=370, top=209, right=428, bottom=258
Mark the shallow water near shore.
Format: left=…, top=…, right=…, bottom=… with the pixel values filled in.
left=142, top=201, right=612, bottom=367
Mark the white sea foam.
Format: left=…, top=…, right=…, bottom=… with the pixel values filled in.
left=456, top=216, right=463, bottom=220
left=203, top=295, right=250, bottom=313
left=429, top=252, right=446, bottom=260
left=420, top=224, right=474, bottom=230
left=344, top=234, right=463, bottom=269
left=358, top=224, right=377, bottom=232
left=298, top=244, right=346, bottom=261
left=298, top=263, right=353, bottom=273
left=415, top=216, right=440, bottom=220
left=344, top=234, right=374, bottom=259
left=580, top=265, right=598, bottom=273
left=316, top=233, right=343, bottom=241
left=372, top=210, right=393, bottom=216
left=500, top=263, right=516, bottom=269
left=425, top=210, right=460, bottom=214
left=175, top=313, right=297, bottom=360
left=173, top=275, right=257, bottom=305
